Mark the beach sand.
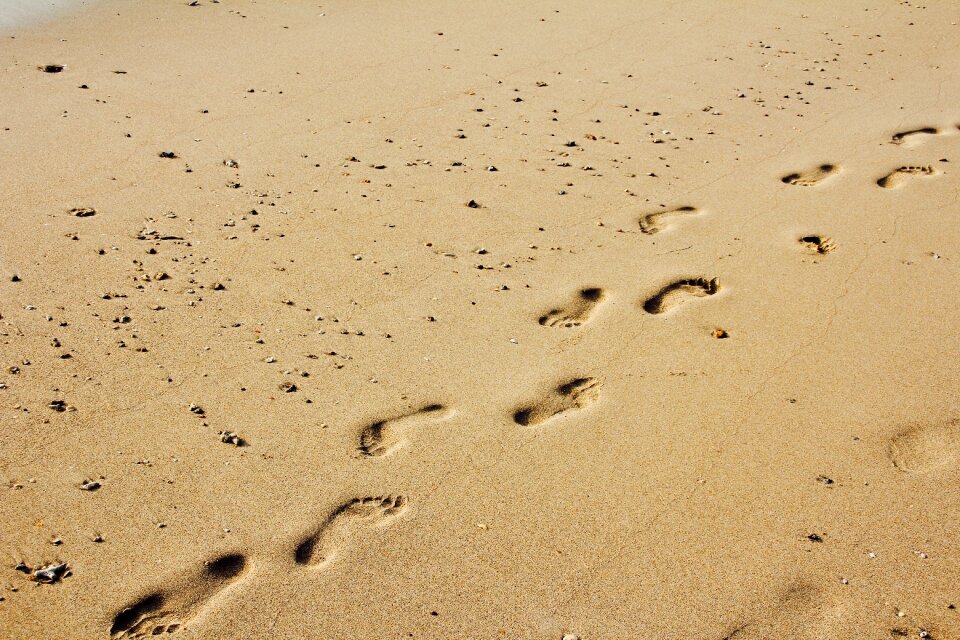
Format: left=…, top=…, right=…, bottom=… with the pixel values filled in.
left=1, top=1, right=959, bottom=638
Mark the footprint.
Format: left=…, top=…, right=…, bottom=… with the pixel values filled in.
left=357, top=405, right=452, bottom=457
left=888, top=419, right=959, bottom=473
left=294, top=496, right=408, bottom=569
left=721, top=581, right=848, bottom=640
left=642, top=277, right=720, bottom=315
left=781, top=164, right=839, bottom=187
left=639, top=206, right=702, bottom=235
left=538, top=288, right=606, bottom=328
left=798, top=235, right=836, bottom=254
left=110, top=554, right=248, bottom=638
left=876, top=165, right=939, bottom=189
left=891, top=127, right=940, bottom=146
left=513, top=377, right=601, bottom=427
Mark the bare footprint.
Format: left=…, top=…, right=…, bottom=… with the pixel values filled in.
left=876, top=165, right=939, bottom=189
left=888, top=419, right=959, bottom=473
left=891, top=127, right=940, bottom=146
left=642, top=277, right=720, bottom=315
left=639, top=206, right=702, bottom=235
left=798, top=235, right=836, bottom=254
left=357, top=405, right=453, bottom=457
left=539, top=287, right=606, bottom=328
left=294, top=496, right=408, bottom=568
left=513, top=377, right=601, bottom=427
left=722, top=581, right=848, bottom=640
left=781, top=164, right=840, bottom=187
left=110, top=554, right=248, bottom=638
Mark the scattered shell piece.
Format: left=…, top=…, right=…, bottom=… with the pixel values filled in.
left=70, top=207, right=96, bottom=217
left=218, top=431, right=244, bottom=446
left=19, top=562, right=69, bottom=584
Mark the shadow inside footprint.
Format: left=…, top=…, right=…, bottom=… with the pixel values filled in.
left=110, top=554, right=248, bottom=638
left=513, top=377, right=601, bottom=427
left=538, top=287, right=606, bottom=328
left=294, top=496, right=408, bottom=568
left=643, top=277, right=719, bottom=315
left=799, top=235, right=835, bottom=255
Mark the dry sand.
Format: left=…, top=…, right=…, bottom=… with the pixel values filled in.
left=1, top=1, right=959, bottom=638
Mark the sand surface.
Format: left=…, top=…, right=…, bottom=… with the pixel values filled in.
left=1, top=1, right=959, bottom=638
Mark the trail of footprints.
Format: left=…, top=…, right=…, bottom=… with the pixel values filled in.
left=106, top=121, right=958, bottom=636
left=780, top=123, right=956, bottom=191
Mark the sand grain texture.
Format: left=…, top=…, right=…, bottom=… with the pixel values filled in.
left=1, top=1, right=960, bottom=638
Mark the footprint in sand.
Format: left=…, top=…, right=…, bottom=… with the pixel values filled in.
left=513, top=377, right=601, bottom=427
left=110, top=554, right=249, bottom=638
left=891, top=127, right=940, bottom=146
left=539, top=287, right=606, bottom=328
left=798, top=235, right=836, bottom=255
left=781, top=163, right=840, bottom=187
left=721, top=581, right=848, bottom=640
left=876, top=165, right=939, bottom=189
left=642, top=277, right=720, bottom=315
left=888, top=419, right=959, bottom=473
left=357, top=405, right=453, bottom=457
left=294, top=496, right=408, bottom=569
left=639, top=205, right=702, bottom=235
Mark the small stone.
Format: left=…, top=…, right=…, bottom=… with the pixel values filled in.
left=70, top=207, right=96, bottom=217
left=80, top=480, right=101, bottom=492
left=158, top=151, right=178, bottom=159
left=48, top=400, right=67, bottom=412
left=279, top=381, right=297, bottom=393
left=466, top=199, right=480, bottom=208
